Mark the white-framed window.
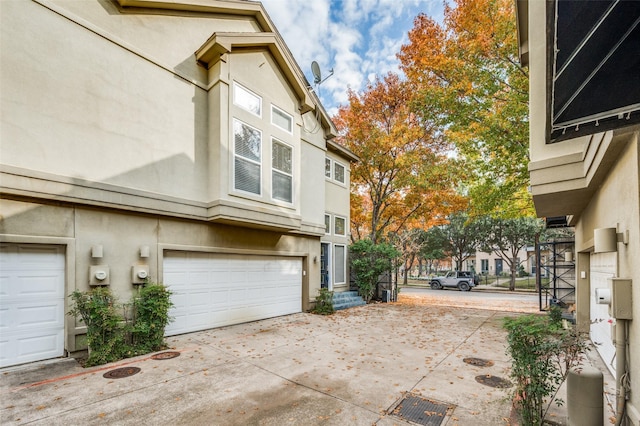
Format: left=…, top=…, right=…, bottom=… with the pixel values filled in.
left=271, top=138, right=293, bottom=203
left=234, top=82, right=261, bottom=117
left=233, top=119, right=262, bottom=195
left=334, top=216, right=346, bottom=236
left=324, top=214, right=331, bottom=234
left=325, top=157, right=332, bottom=178
left=334, top=161, right=345, bottom=184
left=334, top=244, right=346, bottom=284
left=271, top=105, right=293, bottom=133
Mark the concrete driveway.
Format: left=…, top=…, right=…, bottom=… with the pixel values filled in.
left=2, top=300, right=522, bottom=425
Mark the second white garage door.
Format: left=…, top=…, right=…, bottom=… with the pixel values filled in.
left=163, top=252, right=302, bottom=336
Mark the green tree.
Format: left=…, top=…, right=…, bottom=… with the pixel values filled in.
left=334, top=73, right=465, bottom=243
left=441, top=212, right=480, bottom=271
left=350, top=239, right=400, bottom=302
left=478, top=216, right=543, bottom=290
left=420, top=226, right=447, bottom=275
left=398, top=0, right=531, bottom=217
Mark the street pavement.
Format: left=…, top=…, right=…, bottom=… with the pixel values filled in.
left=0, top=293, right=615, bottom=425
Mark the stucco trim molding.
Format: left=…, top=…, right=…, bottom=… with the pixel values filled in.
left=195, top=32, right=314, bottom=114
left=528, top=127, right=638, bottom=217
left=0, top=166, right=324, bottom=236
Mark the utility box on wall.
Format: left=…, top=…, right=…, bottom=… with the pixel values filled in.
left=608, top=278, right=632, bottom=319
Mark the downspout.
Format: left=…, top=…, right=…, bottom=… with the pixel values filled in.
left=615, top=319, right=629, bottom=426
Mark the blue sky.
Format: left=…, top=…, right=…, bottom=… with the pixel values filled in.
left=260, top=0, right=445, bottom=115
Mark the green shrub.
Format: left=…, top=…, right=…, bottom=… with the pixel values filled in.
left=503, top=310, right=586, bottom=425
left=313, top=288, right=334, bottom=315
left=350, top=239, right=399, bottom=303
left=69, top=283, right=173, bottom=366
left=69, top=287, right=127, bottom=366
left=130, top=284, right=173, bottom=352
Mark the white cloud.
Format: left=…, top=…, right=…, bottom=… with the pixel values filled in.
left=260, top=0, right=444, bottom=113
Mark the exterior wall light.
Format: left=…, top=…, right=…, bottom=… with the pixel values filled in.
left=91, top=245, right=103, bottom=258
left=594, top=227, right=629, bottom=253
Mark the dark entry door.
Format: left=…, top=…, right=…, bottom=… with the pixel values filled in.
left=320, top=243, right=330, bottom=289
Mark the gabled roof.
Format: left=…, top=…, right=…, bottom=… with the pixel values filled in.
left=117, top=0, right=337, bottom=138
left=195, top=32, right=314, bottom=114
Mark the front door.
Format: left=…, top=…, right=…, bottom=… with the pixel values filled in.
left=320, top=243, right=330, bottom=289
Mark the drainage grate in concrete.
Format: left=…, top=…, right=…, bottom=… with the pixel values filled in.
left=151, top=351, right=181, bottom=360
left=392, top=394, right=453, bottom=426
left=103, top=367, right=141, bottom=379
left=475, top=374, right=512, bottom=388
left=463, top=357, right=494, bottom=367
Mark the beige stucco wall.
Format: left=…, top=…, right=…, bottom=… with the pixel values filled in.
left=0, top=0, right=350, bottom=355
left=0, top=198, right=320, bottom=352
left=1, top=0, right=332, bottom=232
left=573, top=135, right=640, bottom=423
left=525, top=1, right=640, bottom=421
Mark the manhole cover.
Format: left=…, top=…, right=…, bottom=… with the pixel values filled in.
left=392, top=394, right=452, bottom=426
left=463, top=357, right=494, bottom=367
left=151, top=351, right=181, bottom=360
left=103, top=366, right=141, bottom=379
left=475, top=374, right=512, bottom=388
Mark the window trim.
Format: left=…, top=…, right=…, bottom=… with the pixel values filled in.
left=271, top=104, right=293, bottom=134
left=333, top=161, right=346, bottom=185
left=333, top=215, right=347, bottom=237
left=270, top=137, right=294, bottom=204
left=324, top=214, right=331, bottom=235
left=232, top=118, right=262, bottom=196
left=233, top=82, right=262, bottom=117
left=325, top=157, right=332, bottom=179
left=333, top=243, right=347, bottom=285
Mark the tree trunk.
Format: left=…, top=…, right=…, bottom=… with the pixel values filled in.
left=509, top=261, right=517, bottom=291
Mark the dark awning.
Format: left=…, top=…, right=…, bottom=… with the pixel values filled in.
left=548, top=0, right=640, bottom=143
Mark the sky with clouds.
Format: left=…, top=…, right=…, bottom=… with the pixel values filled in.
left=259, top=0, right=445, bottom=115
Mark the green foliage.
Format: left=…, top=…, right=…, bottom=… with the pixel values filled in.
left=440, top=212, right=480, bottom=270
left=69, top=288, right=126, bottom=366
left=503, top=311, right=586, bottom=425
left=68, top=283, right=173, bottom=366
left=477, top=216, right=543, bottom=290
left=350, top=239, right=400, bottom=302
left=313, top=288, right=335, bottom=315
left=398, top=0, right=532, bottom=216
left=130, top=284, right=174, bottom=353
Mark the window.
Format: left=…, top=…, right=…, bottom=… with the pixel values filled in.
left=334, top=216, right=346, bottom=236
left=234, top=83, right=261, bottom=117
left=233, top=119, right=261, bottom=195
left=271, top=139, right=293, bottom=203
left=481, top=259, right=489, bottom=273
left=334, top=244, right=346, bottom=284
left=334, top=162, right=345, bottom=184
left=271, top=105, right=293, bottom=133
left=324, top=214, right=331, bottom=234
left=325, top=158, right=332, bottom=178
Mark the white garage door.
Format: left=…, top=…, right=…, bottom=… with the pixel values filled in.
left=163, top=251, right=302, bottom=336
left=0, top=244, right=65, bottom=368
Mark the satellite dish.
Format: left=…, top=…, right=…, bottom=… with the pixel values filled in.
left=311, top=61, right=322, bottom=84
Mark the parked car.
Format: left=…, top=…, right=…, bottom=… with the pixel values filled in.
left=430, top=271, right=477, bottom=291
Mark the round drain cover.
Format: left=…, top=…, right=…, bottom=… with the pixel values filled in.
left=151, top=351, right=181, bottom=360
left=475, top=374, right=512, bottom=388
left=463, top=357, right=494, bottom=367
left=103, top=366, right=141, bottom=379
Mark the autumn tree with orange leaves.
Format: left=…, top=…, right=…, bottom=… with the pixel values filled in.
left=398, top=0, right=531, bottom=218
left=334, top=73, right=465, bottom=244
